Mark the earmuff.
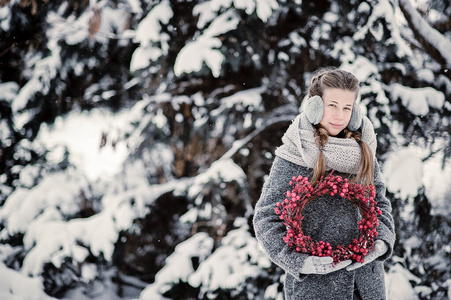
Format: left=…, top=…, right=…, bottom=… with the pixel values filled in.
left=304, top=95, right=362, bottom=131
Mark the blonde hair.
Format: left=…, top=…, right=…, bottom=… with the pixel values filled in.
left=307, top=68, right=374, bottom=186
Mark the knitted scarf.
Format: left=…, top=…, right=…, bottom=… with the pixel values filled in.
left=275, top=113, right=377, bottom=174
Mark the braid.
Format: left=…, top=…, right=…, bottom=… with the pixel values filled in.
left=311, top=126, right=329, bottom=186
left=344, top=129, right=374, bottom=186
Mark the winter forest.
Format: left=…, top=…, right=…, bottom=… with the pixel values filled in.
left=0, top=0, right=450, bottom=299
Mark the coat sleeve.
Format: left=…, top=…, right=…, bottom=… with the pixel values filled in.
left=253, top=156, right=310, bottom=281
left=374, top=159, right=396, bottom=261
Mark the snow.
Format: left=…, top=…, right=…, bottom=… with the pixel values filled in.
left=36, top=108, right=130, bottom=181
left=0, top=261, right=56, bottom=300
left=399, top=0, right=451, bottom=67
left=382, top=146, right=423, bottom=199
left=0, top=5, right=12, bottom=31
left=390, top=83, right=445, bottom=115
left=341, top=56, right=379, bottom=83
left=12, top=40, right=61, bottom=129
left=174, top=9, right=240, bottom=78
left=135, top=0, right=172, bottom=46
left=81, top=263, right=98, bottom=282
left=264, top=282, right=284, bottom=300
left=218, top=86, right=264, bottom=110
left=187, top=158, right=246, bottom=199
left=416, top=68, right=435, bottom=82
left=130, top=47, right=163, bottom=71
left=0, top=131, right=247, bottom=280
left=130, top=1, right=173, bottom=71
left=207, top=0, right=278, bottom=22
left=340, top=54, right=390, bottom=111
left=0, top=119, right=13, bottom=148
left=418, top=139, right=451, bottom=215
left=424, top=251, right=450, bottom=273
left=16, top=178, right=182, bottom=276
left=97, top=6, right=129, bottom=42
left=385, top=263, right=420, bottom=300
left=138, top=232, right=214, bottom=299
left=153, top=109, right=168, bottom=129
left=0, top=81, right=19, bottom=103
left=187, top=218, right=271, bottom=294
left=47, top=4, right=130, bottom=45
left=353, top=0, right=412, bottom=57
left=125, top=0, right=143, bottom=14
left=63, top=267, right=143, bottom=300
left=254, top=0, right=279, bottom=22
left=1, top=1, right=450, bottom=299
left=382, top=141, right=451, bottom=216
left=22, top=220, right=90, bottom=275
left=193, top=2, right=217, bottom=29
left=0, top=169, right=88, bottom=235
left=47, top=10, right=91, bottom=45
left=444, top=279, right=451, bottom=300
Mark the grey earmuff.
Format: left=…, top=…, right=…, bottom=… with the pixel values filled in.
left=348, top=102, right=362, bottom=131
left=304, top=95, right=324, bottom=125
left=304, top=95, right=362, bottom=131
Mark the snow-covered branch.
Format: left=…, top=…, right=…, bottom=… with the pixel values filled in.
left=221, top=114, right=296, bottom=160
left=398, top=0, right=451, bottom=68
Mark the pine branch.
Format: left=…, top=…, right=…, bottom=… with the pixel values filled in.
left=220, top=113, right=297, bottom=160
left=398, top=0, right=451, bottom=72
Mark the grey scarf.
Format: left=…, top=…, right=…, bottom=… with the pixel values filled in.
left=275, top=113, right=377, bottom=174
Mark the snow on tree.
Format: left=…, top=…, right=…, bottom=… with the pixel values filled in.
left=0, top=0, right=450, bottom=299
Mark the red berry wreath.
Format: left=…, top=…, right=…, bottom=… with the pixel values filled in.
left=274, top=173, right=382, bottom=264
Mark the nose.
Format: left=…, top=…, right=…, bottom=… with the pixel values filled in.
left=334, top=110, right=344, bottom=120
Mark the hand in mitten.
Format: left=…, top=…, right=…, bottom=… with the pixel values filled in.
left=300, top=256, right=352, bottom=275
left=346, top=240, right=388, bottom=271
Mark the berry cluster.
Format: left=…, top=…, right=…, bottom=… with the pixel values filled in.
left=274, top=173, right=381, bottom=264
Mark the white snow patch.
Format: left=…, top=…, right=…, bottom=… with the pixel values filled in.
left=398, top=0, right=451, bottom=67
left=382, top=147, right=423, bottom=199
left=81, top=263, right=98, bottom=283
left=264, top=282, right=284, bottom=300
left=422, top=150, right=451, bottom=215
left=354, top=0, right=412, bottom=57
left=0, top=81, right=19, bottom=103
left=207, top=0, right=278, bottom=22
left=390, top=83, right=445, bottom=116
left=36, top=108, right=130, bottom=181
left=188, top=218, right=271, bottom=292
left=187, top=158, right=246, bottom=199
left=139, top=232, right=214, bottom=299
left=219, top=86, right=264, bottom=109
left=341, top=56, right=379, bottom=82
left=0, top=119, right=13, bottom=147
left=17, top=179, right=182, bottom=276
left=131, top=0, right=173, bottom=71
left=385, top=264, right=420, bottom=300
left=0, top=169, right=88, bottom=235
left=174, top=9, right=240, bottom=78
left=0, top=6, right=12, bottom=31
left=0, top=262, right=55, bottom=300
left=47, top=10, right=92, bottom=45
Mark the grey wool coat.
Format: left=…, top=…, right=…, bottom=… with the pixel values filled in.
left=253, top=157, right=396, bottom=300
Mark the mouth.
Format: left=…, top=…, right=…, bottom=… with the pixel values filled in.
left=330, top=123, right=343, bottom=128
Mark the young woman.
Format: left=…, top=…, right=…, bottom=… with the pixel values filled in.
left=253, top=69, right=395, bottom=299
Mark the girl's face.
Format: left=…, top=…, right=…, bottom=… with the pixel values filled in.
left=320, top=88, right=356, bottom=136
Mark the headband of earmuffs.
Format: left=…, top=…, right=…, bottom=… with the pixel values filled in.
left=304, top=95, right=362, bottom=131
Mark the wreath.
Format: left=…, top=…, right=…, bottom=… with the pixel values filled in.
left=274, top=173, right=381, bottom=264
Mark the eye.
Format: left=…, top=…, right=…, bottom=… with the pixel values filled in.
left=344, top=107, right=352, bottom=111
left=329, top=104, right=336, bottom=108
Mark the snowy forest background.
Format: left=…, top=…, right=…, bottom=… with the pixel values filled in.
left=0, top=0, right=450, bottom=299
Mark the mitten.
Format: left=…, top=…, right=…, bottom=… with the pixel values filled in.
left=300, top=256, right=352, bottom=275
left=346, top=240, right=388, bottom=271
